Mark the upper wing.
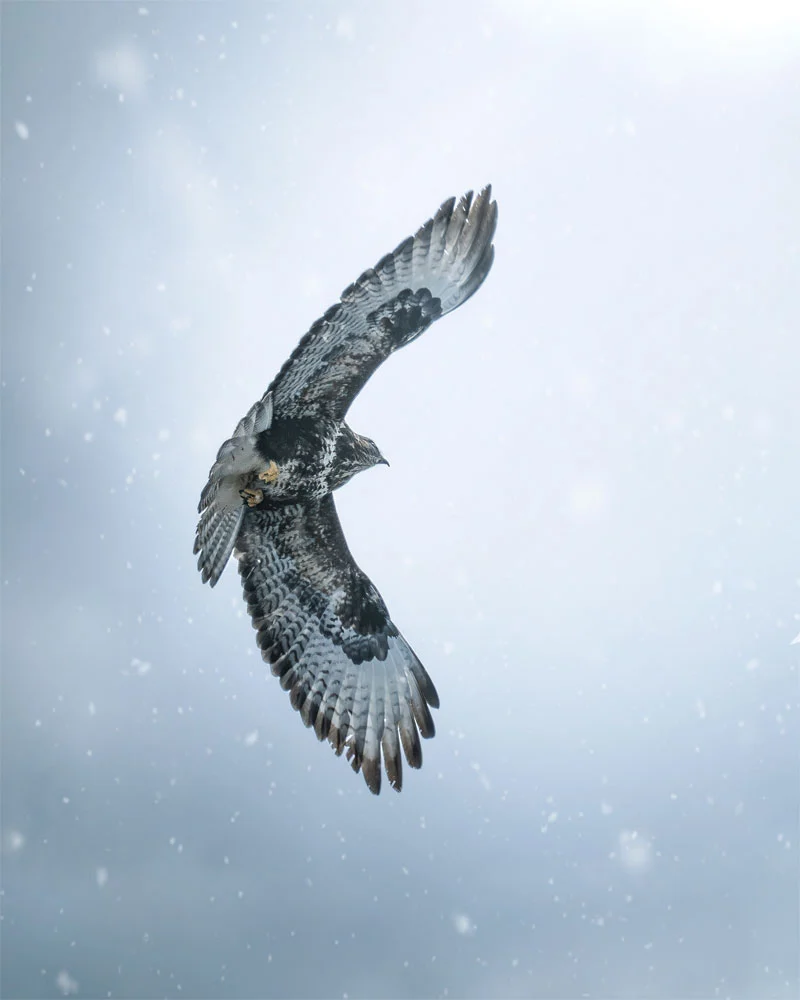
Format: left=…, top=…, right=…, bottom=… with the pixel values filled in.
left=268, top=185, right=497, bottom=421
left=235, top=494, right=439, bottom=793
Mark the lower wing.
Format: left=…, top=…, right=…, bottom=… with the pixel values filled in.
left=234, top=494, right=439, bottom=794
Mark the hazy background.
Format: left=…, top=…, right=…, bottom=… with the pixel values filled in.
left=2, top=2, right=798, bottom=997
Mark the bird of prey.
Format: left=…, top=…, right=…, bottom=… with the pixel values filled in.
left=194, top=186, right=497, bottom=794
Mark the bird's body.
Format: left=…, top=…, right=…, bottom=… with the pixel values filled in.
left=195, top=187, right=497, bottom=793
left=253, top=418, right=384, bottom=500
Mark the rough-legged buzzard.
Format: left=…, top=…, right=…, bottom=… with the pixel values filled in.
left=195, top=187, right=497, bottom=793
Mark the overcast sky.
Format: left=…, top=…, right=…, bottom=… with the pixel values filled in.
left=2, top=2, right=799, bottom=998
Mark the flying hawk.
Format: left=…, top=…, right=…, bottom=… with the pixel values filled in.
left=194, top=186, right=497, bottom=794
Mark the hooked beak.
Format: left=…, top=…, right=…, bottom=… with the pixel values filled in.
left=379, top=456, right=390, bottom=468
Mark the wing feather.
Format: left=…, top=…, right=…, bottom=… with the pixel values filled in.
left=361, top=664, right=386, bottom=794
left=267, top=186, right=497, bottom=420
left=234, top=495, right=439, bottom=793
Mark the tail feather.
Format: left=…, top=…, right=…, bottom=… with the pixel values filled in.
left=195, top=503, right=244, bottom=587
left=194, top=392, right=274, bottom=586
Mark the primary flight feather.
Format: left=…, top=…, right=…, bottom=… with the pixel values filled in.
left=194, top=186, right=497, bottom=793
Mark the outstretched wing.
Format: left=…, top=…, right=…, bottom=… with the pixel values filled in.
left=235, top=494, right=439, bottom=793
left=268, top=185, right=497, bottom=421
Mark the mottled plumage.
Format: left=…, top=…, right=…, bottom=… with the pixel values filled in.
left=195, top=187, right=497, bottom=793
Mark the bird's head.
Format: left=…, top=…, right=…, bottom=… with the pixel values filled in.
left=333, top=429, right=389, bottom=490
left=355, top=434, right=390, bottom=471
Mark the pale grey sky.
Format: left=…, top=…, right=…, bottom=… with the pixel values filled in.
left=2, top=2, right=798, bottom=998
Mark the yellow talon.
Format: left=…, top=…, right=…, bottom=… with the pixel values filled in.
left=240, top=487, right=264, bottom=508
left=258, top=460, right=280, bottom=485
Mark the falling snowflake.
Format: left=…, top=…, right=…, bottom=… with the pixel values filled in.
left=55, top=970, right=78, bottom=996
left=617, top=829, right=653, bottom=872
left=452, top=912, right=476, bottom=935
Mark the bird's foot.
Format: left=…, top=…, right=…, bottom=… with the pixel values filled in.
left=258, top=460, right=280, bottom=485
left=239, top=487, right=264, bottom=508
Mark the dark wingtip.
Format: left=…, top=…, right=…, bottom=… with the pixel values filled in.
left=362, top=757, right=382, bottom=795
left=400, top=722, right=423, bottom=771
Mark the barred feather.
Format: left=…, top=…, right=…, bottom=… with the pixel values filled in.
left=234, top=497, right=439, bottom=794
